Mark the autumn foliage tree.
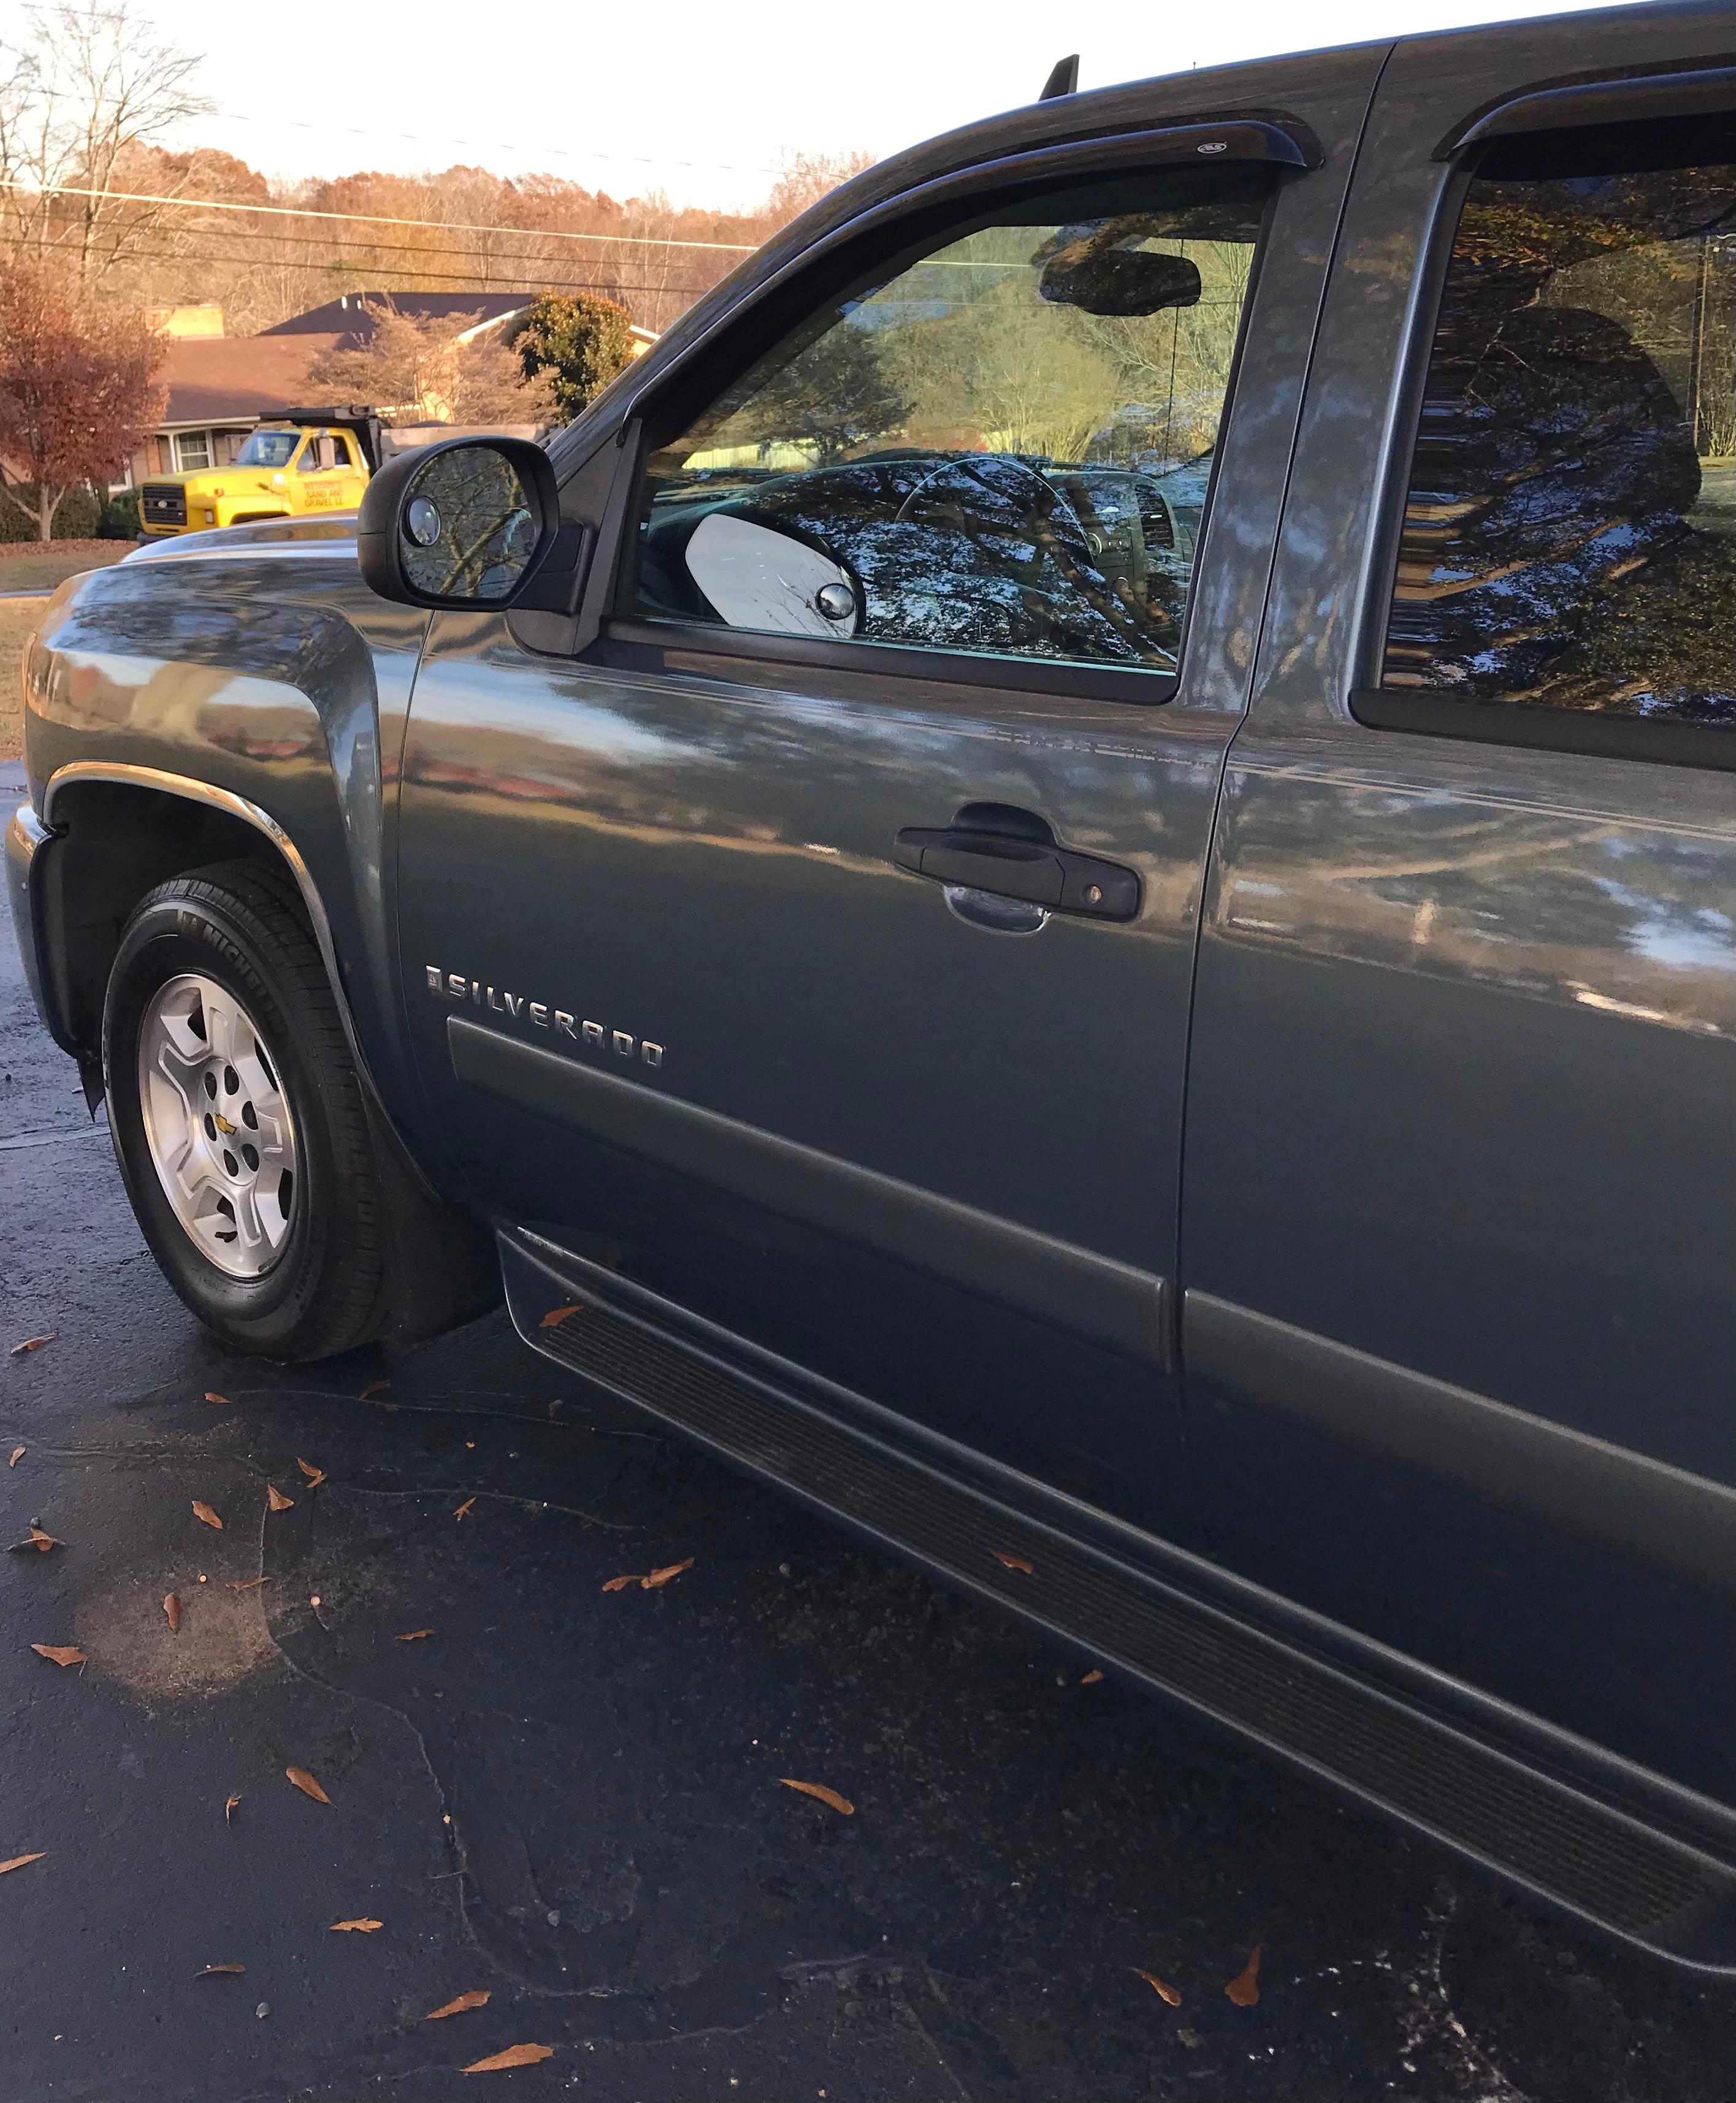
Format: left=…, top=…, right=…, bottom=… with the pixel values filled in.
left=305, top=302, right=556, bottom=426
left=0, top=261, right=164, bottom=537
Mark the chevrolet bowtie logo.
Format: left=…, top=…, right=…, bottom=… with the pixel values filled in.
left=214, top=1113, right=236, bottom=1134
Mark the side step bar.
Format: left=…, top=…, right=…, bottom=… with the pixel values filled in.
left=500, top=1229, right=1736, bottom=1973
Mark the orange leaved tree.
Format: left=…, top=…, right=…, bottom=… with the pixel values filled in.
left=0, top=264, right=166, bottom=539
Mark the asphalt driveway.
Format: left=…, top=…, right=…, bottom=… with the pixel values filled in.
left=3, top=762, right=1734, bottom=2103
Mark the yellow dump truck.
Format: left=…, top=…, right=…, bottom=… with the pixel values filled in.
left=138, top=408, right=382, bottom=539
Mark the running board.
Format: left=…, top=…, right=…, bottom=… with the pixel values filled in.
left=500, top=1229, right=1736, bottom=1973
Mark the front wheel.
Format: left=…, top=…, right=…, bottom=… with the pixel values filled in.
left=104, top=861, right=391, bottom=1358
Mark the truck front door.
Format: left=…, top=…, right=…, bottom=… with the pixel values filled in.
left=394, top=62, right=1377, bottom=1538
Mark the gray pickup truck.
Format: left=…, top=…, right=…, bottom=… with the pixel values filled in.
left=9, top=0, right=1735, bottom=1974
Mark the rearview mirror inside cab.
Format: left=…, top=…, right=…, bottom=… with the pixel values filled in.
left=1038, top=231, right=1203, bottom=316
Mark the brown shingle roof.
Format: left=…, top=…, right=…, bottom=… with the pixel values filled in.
left=160, top=335, right=346, bottom=425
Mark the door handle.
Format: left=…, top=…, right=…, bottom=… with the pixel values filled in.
left=893, top=826, right=1141, bottom=920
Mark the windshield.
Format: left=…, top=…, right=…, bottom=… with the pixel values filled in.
left=234, top=430, right=302, bottom=467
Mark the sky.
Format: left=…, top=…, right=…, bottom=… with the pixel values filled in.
left=100, top=0, right=1652, bottom=211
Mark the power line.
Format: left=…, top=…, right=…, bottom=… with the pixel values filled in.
left=72, top=246, right=711, bottom=298
left=0, top=178, right=763, bottom=251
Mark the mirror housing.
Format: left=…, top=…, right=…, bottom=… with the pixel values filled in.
left=357, top=435, right=569, bottom=610
left=1038, top=244, right=1202, bottom=317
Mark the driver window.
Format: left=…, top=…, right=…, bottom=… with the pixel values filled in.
left=630, top=166, right=1270, bottom=674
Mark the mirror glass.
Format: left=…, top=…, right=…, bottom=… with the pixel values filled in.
left=398, top=445, right=539, bottom=600
left=683, top=512, right=861, bottom=636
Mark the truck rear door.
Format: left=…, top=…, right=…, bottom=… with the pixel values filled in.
left=1179, top=12, right=1736, bottom=1803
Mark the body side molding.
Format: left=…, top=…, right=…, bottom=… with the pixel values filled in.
left=447, top=1013, right=1169, bottom=1365
left=1184, top=1291, right=1736, bottom=1590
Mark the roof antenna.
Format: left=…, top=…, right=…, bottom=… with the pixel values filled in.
left=1039, top=54, right=1079, bottom=101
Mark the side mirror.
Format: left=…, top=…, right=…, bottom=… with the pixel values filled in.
left=683, top=511, right=862, bottom=638
left=357, top=437, right=566, bottom=609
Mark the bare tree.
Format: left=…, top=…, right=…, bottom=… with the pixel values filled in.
left=0, top=2, right=209, bottom=282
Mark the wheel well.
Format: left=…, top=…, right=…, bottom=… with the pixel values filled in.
left=39, top=781, right=294, bottom=1059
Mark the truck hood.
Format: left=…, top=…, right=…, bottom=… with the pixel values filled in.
left=124, top=511, right=359, bottom=562
left=153, top=468, right=289, bottom=500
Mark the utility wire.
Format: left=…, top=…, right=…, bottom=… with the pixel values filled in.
left=89, top=246, right=711, bottom=297
left=0, top=178, right=763, bottom=251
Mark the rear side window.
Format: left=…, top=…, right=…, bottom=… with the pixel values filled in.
left=1378, top=114, right=1735, bottom=739
left=629, top=165, right=1271, bottom=680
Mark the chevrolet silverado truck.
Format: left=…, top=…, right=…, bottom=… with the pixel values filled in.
left=138, top=407, right=381, bottom=538
left=9, top=0, right=1736, bottom=1974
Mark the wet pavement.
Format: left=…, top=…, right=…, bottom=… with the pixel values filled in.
left=4, top=762, right=1736, bottom=2102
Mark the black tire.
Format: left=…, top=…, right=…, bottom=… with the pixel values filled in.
left=103, top=860, right=391, bottom=1359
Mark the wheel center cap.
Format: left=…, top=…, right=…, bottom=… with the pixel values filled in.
left=213, top=1111, right=237, bottom=1135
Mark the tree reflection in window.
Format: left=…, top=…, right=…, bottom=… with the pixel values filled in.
left=1382, top=116, right=1736, bottom=728
left=633, top=168, right=1269, bottom=673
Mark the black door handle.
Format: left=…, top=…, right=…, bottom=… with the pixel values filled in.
left=893, top=826, right=1141, bottom=920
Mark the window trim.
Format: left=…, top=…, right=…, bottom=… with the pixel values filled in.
left=610, top=151, right=1283, bottom=708
left=1434, top=58, right=1736, bottom=161
left=1350, top=120, right=1736, bottom=776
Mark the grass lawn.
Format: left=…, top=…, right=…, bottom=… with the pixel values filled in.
left=0, top=544, right=132, bottom=760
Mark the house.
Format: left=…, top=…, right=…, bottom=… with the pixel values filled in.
left=121, top=294, right=657, bottom=488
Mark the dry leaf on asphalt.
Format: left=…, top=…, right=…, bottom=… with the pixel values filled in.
left=462, top=2044, right=554, bottom=2072
left=266, top=1485, right=294, bottom=1512
left=641, top=1558, right=694, bottom=1590
left=229, top=1576, right=269, bottom=1591
left=331, top=1917, right=383, bottom=1933
left=296, top=1458, right=327, bottom=1488
left=396, top=1628, right=435, bottom=1643
left=601, top=1573, right=639, bottom=1592
left=424, top=1990, right=490, bottom=2020
left=992, top=1549, right=1034, bottom=1573
left=1133, top=1967, right=1182, bottom=2007
left=453, top=1497, right=475, bottom=1521
left=9, top=1526, right=61, bottom=1554
left=9, top=1335, right=57, bottom=1356
left=778, top=1778, right=855, bottom=1815
left=191, top=1501, right=223, bottom=1531
left=30, top=1644, right=85, bottom=1667
left=1225, top=1944, right=1263, bottom=2007
left=1080, top=1669, right=1104, bottom=1685
left=285, top=1766, right=331, bottom=1805
left=204, top=1392, right=232, bottom=1406
left=164, top=1593, right=182, bottom=1633
left=359, top=1379, right=391, bottom=1400
left=539, top=1305, right=581, bottom=1329
left=196, top=1963, right=245, bottom=1977
left=224, top=1795, right=241, bottom=1823
left=0, top=1852, right=45, bottom=1876
left=8, top=1448, right=22, bottom=1467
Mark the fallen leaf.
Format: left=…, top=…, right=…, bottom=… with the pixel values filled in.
left=453, top=1497, right=475, bottom=1521
left=229, top=1576, right=269, bottom=1591
left=992, top=1548, right=1034, bottom=1573
left=359, top=1379, right=391, bottom=1400
left=462, top=2043, right=554, bottom=2072
left=396, top=1628, right=435, bottom=1643
left=539, top=1305, right=582, bottom=1329
left=164, top=1592, right=182, bottom=1633
left=600, top=1574, right=639, bottom=1592
left=204, top=1391, right=232, bottom=1406
left=224, top=1794, right=241, bottom=1823
left=8, top=1448, right=23, bottom=1467
left=1133, top=1967, right=1182, bottom=2007
left=30, top=1644, right=85, bottom=1668
left=641, top=1557, right=694, bottom=1590
left=0, top=1852, right=46, bottom=1876
left=1225, top=1944, right=1263, bottom=2007
left=285, top=1766, right=331, bottom=1805
left=266, top=1485, right=294, bottom=1512
left=9, top=1525, right=61, bottom=1554
left=1080, top=1669, right=1104, bottom=1685
left=192, top=1500, right=223, bottom=1530
left=424, top=1989, right=490, bottom=2020
left=9, top=1334, right=57, bottom=1356
left=296, top=1458, right=326, bottom=1488
left=778, top=1777, right=854, bottom=1815
left=330, top=1917, right=383, bottom=1933
left=196, top=1963, right=245, bottom=1977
